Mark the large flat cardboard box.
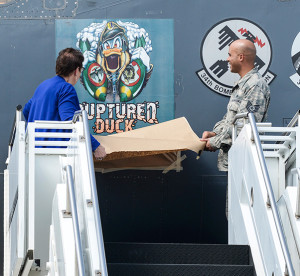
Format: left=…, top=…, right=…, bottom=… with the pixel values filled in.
left=93, top=117, right=205, bottom=172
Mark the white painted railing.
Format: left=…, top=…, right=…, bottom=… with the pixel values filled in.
left=229, top=112, right=299, bottom=276
left=4, top=108, right=107, bottom=276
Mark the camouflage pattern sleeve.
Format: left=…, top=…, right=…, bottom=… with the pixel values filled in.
left=210, top=121, right=232, bottom=150
left=209, top=101, right=237, bottom=149
left=212, top=114, right=227, bottom=135
left=239, top=84, right=270, bottom=123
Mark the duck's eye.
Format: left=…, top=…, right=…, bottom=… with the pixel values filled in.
left=103, top=42, right=110, bottom=50
left=113, top=37, right=121, bottom=48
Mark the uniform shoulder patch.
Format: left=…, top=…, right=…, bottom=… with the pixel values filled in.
left=246, top=101, right=260, bottom=113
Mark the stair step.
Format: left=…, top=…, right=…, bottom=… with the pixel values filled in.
left=105, top=242, right=250, bottom=265
left=107, top=263, right=254, bottom=276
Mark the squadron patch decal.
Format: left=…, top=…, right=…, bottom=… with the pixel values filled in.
left=290, top=33, right=300, bottom=88
left=196, top=18, right=276, bottom=97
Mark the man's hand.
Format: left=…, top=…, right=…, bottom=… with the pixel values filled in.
left=93, top=144, right=107, bottom=160
left=201, top=131, right=217, bottom=152
left=201, top=131, right=216, bottom=139
left=204, top=139, right=217, bottom=152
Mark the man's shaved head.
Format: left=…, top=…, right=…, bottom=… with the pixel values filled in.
left=231, top=39, right=256, bottom=63
left=227, top=39, right=256, bottom=76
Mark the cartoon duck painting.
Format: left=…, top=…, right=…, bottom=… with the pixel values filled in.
left=78, top=21, right=153, bottom=102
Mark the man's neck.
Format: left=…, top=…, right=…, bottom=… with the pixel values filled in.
left=239, top=66, right=255, bottom=78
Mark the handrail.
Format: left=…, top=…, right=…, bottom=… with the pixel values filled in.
left=276, top=110, right=300, bottom=141
left=64, top=165, right=85, bottom=276
left=232, top=112, right=295, bottom=276
left=292, top=168, right=300, bottom=218
left=232, top=112, right=248, bottom=143
left=8, top=105, right=22, bottom=158
left=72, top=110, right=108, bottom=276
left=72, top=110, right=83, bottom=124
left=286, top=110, right=300, bottom=128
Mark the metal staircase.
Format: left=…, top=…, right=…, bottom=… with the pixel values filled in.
left=229, top=112, right=300, bottom=276
left=6, top=107, right=300, bottom=275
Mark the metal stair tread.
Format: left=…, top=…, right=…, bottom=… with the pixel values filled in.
left=105, top=242, right=250, bottom=265
left=107, top=263, right=254, bottom=276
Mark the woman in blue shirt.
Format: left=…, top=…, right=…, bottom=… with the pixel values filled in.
left=23, top=48, right=106, bottom=160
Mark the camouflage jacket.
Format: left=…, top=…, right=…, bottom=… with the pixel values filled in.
left=209, top=68, right=270, bottom=171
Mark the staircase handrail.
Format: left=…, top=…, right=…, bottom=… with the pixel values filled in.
left=291, top=167, right=300, bottom=219
left=72, top=110, right=108, bottom=276
left=232, top=112, right=295, bottom=276
left=64, top=165, right=85, bottom=276
left=7, top=105, right=22, bottom=160
left=286, top=110, right=300, bottom=128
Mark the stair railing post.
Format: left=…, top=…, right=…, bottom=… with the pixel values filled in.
left=232, top=112, right=248, bottom=144
left=65, top=183, right=71, bottom=215
left=295, top=168, right=300, bottom=219
left=285, top=264, right=289, bottom=276
left=75, top=249, right=79, bottom=276
left=232, top=122, right=237, bottom=143
left=7, top=105, right=23, bottom=163
left=64, top=165, right=85, bottom=276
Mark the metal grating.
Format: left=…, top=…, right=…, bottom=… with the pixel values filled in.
left=108, top=263, right=254, bottom=276
left=105, top=242, right=250, bottom=265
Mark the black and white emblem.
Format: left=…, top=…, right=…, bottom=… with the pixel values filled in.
left=290, top=33, right=300, bottom=88
left=197, top=18, right=276, bottom=97
left=246, top=101, right=259, bottom=113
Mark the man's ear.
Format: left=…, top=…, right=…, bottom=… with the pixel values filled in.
left=74, top=68, right=80, bottom=77
left=239, top=54, right=244, bottom=62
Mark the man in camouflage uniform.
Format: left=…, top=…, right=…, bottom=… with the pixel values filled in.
left=202, top=39, right=270, bottom=172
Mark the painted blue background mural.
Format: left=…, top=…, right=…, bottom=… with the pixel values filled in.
left=56, top=19, right=174, bottom=135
